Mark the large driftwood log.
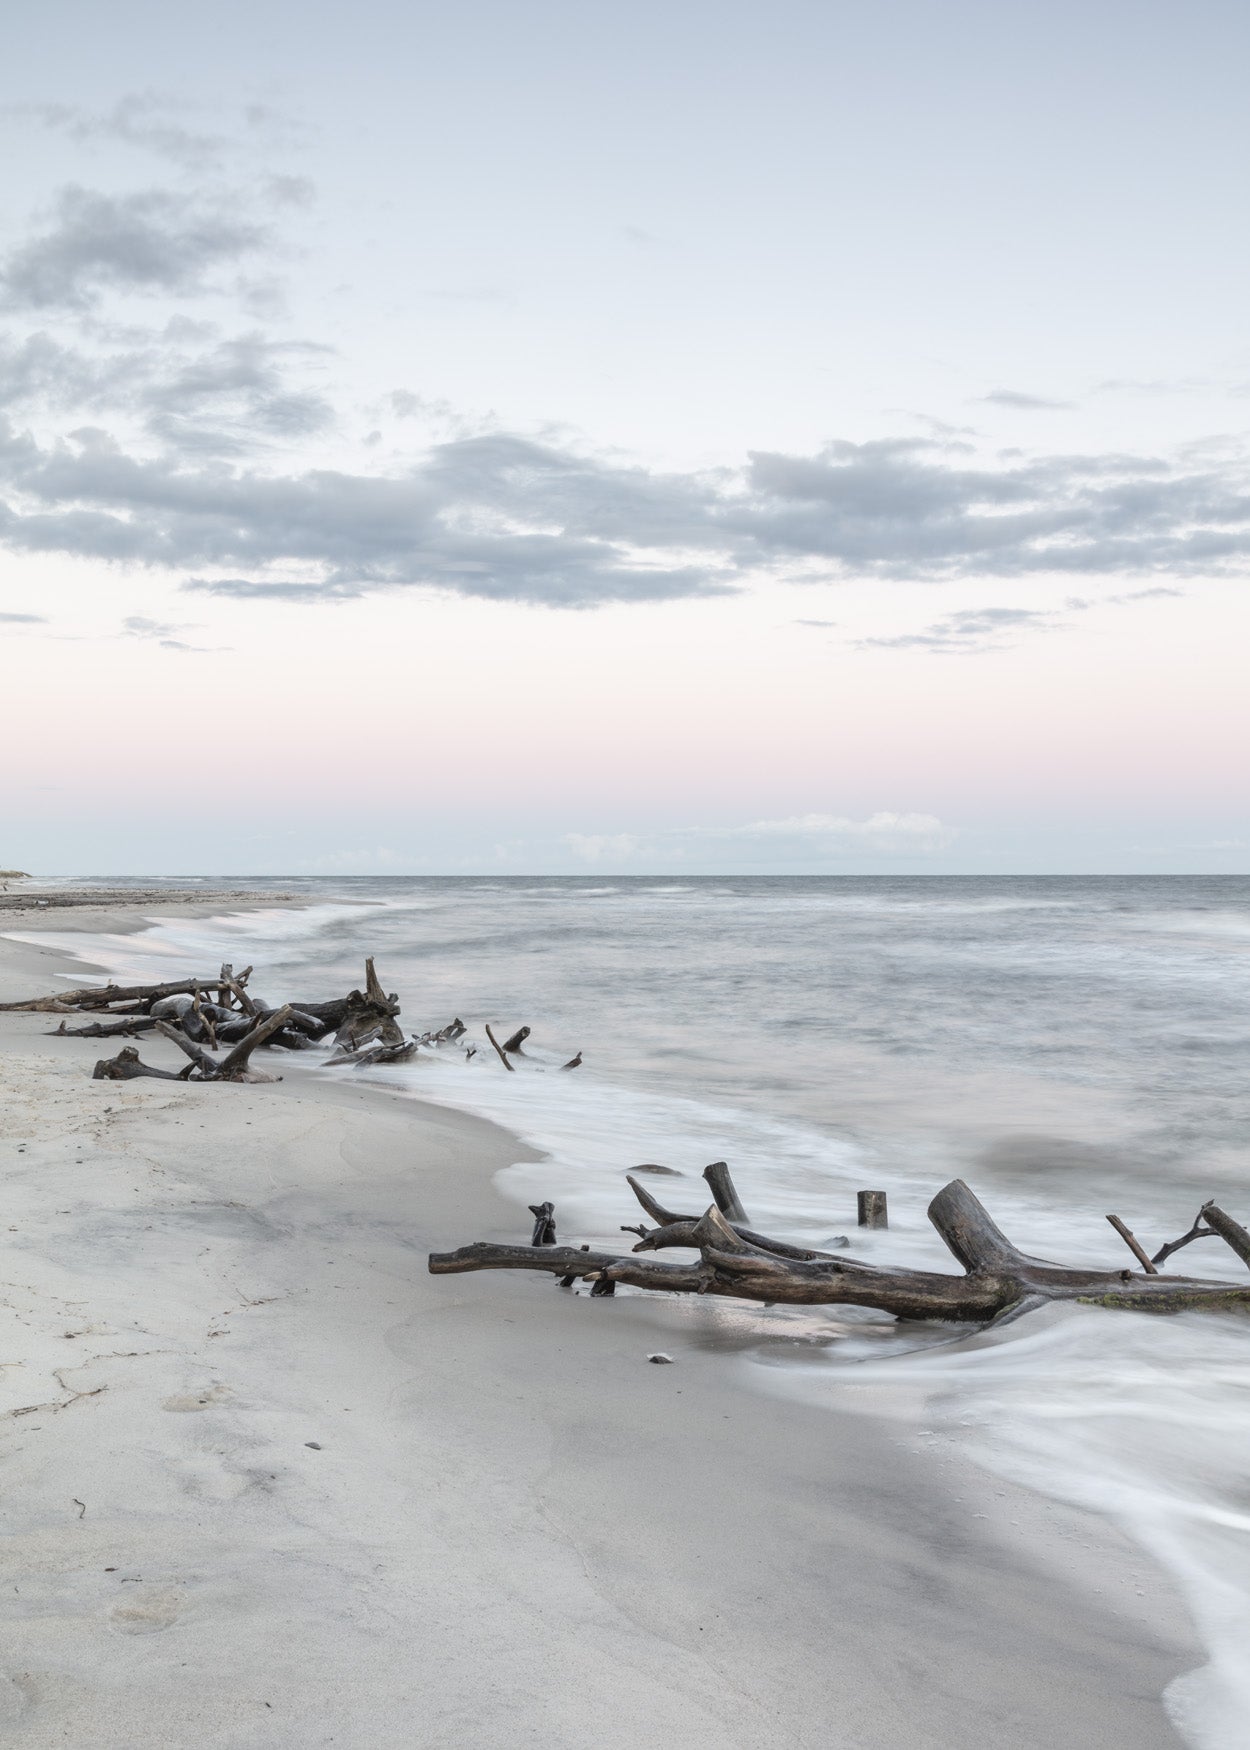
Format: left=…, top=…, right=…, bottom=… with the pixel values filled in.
left=48, top=1016, right=159, bottom=1039
left=430, top=1178, right=1250, bottom=1321
left=2, top=977, right=217, bottom=1013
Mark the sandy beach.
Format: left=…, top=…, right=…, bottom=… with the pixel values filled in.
left=0, top=906, right=1198, bottom=1748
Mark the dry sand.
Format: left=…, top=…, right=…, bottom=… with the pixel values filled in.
left=0, top=911, right=1197, bottom=1747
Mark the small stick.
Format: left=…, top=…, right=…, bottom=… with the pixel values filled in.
left=857, top=1191, right=888, bottom=1229
left=561, top=1052, right=582, bottom=1070
left=1106, top=1214, right=1158, bottom=1274
left=484, top=1024, right=514, bottom=1071
left=1151, top=1216, right=1218, bottom=1267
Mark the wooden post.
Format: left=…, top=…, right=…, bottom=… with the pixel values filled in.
left=857, top=1190, right=888, bottom=1229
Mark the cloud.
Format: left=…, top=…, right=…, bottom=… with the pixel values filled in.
left=3, top=169, right=1250, bottom=612
left=121, top=613, right=189, bottom=638
left=564, top=833, right=644, bottom=863
left=861, top=587, right=1184, bottom=653
left=978, top=389, right=1073, bottom=411
left=19, top=96, right=230, bottom=171
left=0, top=186, right=268, bottom=310
left=120, top=613, right=225, bottom=652
left=2, top=414, right=1249, bottom=610
left=14, top=94, right=311, bottom=175
left=565, top=811, right=954, bottom=864
left=0, top=610, right=46, bottom=623
left=863, top=605, right=1055, bottom=651
left=724, top=811, right=953, bottom=852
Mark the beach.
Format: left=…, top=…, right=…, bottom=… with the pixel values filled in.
left=0, top=902, right=1199, bottom=1748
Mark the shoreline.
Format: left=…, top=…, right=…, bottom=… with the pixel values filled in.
left=0, top=904, right=1199, bottom=1747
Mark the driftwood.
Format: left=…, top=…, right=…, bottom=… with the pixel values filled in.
left=502, top=1026, right=531, bottom=1054
left=561, top=1052, right=582, bottom=1070
left=92, top=1005, right=297, bottom=1085
left=48, top=1016, right=159, bottom=1039
left=29, top=957, right=402, bottom=1089
left=529, top=1201, right=557, bottom=1245
left=349, top=1038, right=419, bottom=1068
left=622, top=1167, right=848, bottom=1258
left=857, top=1190, right=888, bottom=1229
left=3, top=977, right=213, bottom=1014
left=1106, top=1214, right=1158, bottom=1274
left=484, top=1024, right=514, bottom=1071
left=430, top=1177, right=1250, bottom=1322
left=93, top=1046, right=187, bottom=1082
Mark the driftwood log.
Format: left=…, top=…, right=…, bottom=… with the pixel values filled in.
left=430, top=1174, right=1250, bottom=1322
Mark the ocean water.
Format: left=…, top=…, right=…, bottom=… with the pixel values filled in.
left=17, top=874, right=1250, bottom=1747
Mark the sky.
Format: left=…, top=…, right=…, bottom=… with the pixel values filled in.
left=1, top=0, right=1248, bottom=875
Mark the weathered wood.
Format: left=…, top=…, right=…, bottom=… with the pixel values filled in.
left=1, top=977, right=219, bottom=1013
left=47, top=1016, right=158, bottom=1039
left=502, top=1026, right=531, bottom=1054
left=529, top=1202, right=557, bottom=1245
left=558, top=1244, right=591, bottom=1287
left=561, top=1052, right=582, bottom=1070
left=1106, top=1214, right=1158, bottom=1273
left=703, top=1161, right=748, bottom=1224
left=91, top=1046, right=186, bottom=1082
left=349, top=1038, right=419, bottom=1068
left=430, top=1179, right=1250, bottom=1321
left=1200, top=1202, right=1250, bottom=1271
left=154, top=1020, right=222, bottom=1079
left=216, top=1005, right=295, bottom=1078
left=484, top=1024, right=515, bottom=1071
left=1151, top=1215, right=1219, bottom=1268
left=624, top=1172, right=849, bottom=1259
left=857, top=1190, right=888, bottom=1229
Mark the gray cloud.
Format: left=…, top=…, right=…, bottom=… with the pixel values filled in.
left=15, top=95, right=310, bottom=175
left=121, top=613, right=224, bottom=652
left=978, top=389, right=1073, bottom=411
left=862, top=605, right=1055, bottom=652
left=861, top=587, right=1184, bottom=653
left=0, top=186, right=268, bottom=310
left=0, top=326, right=333, bottom=457
left=0, top=610, right=47, bottom=622
left=2, top=171, right=1250, bottom=611
left=20, top=96, right=229, bottom=171
left=1, top=417, right=1249, bottom=610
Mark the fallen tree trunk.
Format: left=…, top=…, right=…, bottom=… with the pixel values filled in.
left=430, top=1178, right=1250, bottom=1321
left=2, top=976, right=219, bottom=1014
left=48, top=1016, right=159, bottom=1039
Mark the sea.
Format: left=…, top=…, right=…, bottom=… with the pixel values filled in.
left=18, top=873, right=1250, bottom=1748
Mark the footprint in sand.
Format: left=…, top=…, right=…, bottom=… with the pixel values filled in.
left=161, top=1383, right=231, bottom=1412
left=109, top=1590, right=183, bottom=1635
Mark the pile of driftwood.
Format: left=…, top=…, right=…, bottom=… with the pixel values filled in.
left=0, top=958, right=405, bottom=1085
left=2, top=957, right=581, bottom=1087
left=430, top=1162, right=1250, bottom=1321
